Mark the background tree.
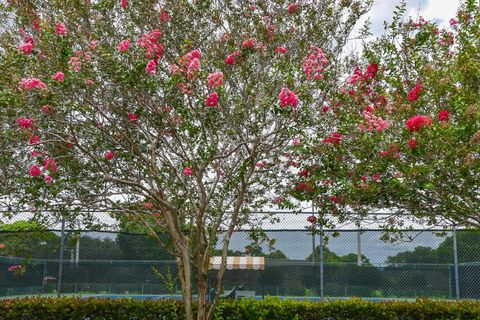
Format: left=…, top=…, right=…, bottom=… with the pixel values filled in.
left=0, top=1, right=372, bottom=319
left=293, top=0, right=480, bottom=229
left=0, top=220, right=58, bottom=259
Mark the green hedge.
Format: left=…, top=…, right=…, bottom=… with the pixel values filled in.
left=1, top=297, right=480, bottom=319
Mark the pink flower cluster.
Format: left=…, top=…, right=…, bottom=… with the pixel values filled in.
left=18, top=78, right=47, bottom=91
left=179, top=49, right=201, bottom=79
left=288, top=2, right=300, bottom=13
left=68, top=56, right=82, bottom=72
left=43, top=157, right=58, bottom=173
left=8, top=265, right=22, bottom=273
left=29, top=162, right=54, bottom=184
left=137, top=29, right=164, bottom=59
left=361, top=110, right=391, bottom=132
left=307, top=215, right=316, bottom=224
left=278, top=87, right=298, bottom=109
left=407, top=83, right=422, bottom=101
left=146, top=59, right=157, bottom=75
left=322, top=132, right=342, bottom=145
left=19, top=41, right=34, bottom=54
left=105, top=151, right=114, bottom=161
left=55, top=22, right=67, bottom=36
left=207, top=72, right=224, bottom=88
left=121, top=0, right=128, bottom=9
left=17, top=117, right=34, bottom=129
left=128, top=112, right=140, bottom=122
left=438, top=109, right=450, bottom=122
left=52, top=71, right=64, bottom=82
left=117, top=39, right=131, bottom=53
left=206, top=92, right=219, bottom=107
left=303, top=46, right=328, bottom=80
left=225, top=50, right=240, bottom=65
left=183, top=167, right=193, bottom=176
left=347, top=63, right=378, bottom=84
left=406, top=115, right=432, bottom=132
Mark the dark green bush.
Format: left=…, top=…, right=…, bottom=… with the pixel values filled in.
left=2, top=297, right=480, bottom=319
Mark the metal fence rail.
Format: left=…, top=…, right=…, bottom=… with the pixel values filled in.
left=1, top=226, right=479, bottom=300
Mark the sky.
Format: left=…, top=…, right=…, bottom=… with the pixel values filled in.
left=368, top=0, right=461, bottom=35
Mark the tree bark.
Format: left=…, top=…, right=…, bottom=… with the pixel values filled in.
left=177, top=248, right=194, bottom=320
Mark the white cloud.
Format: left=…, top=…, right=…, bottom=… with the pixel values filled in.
left=371, top=0, right=460, bottom=34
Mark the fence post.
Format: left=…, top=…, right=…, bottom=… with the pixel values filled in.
left=319, top=216, right=324, bottom=300
left=453, top=225, right=460, bottom=299
left=357, top=229, right=362, bottom=266
left=57, top=216, right=65, bottom=297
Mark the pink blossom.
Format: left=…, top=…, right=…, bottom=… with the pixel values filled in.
left=307, top=215, right=316, bottom=224
left=278, top=88, right=298, bottom=109
left=242, top=38, right=256, bottom=49
left=85, top=79, right=95, bottom=86
left=17, top=117, right=34, bottom=129
left=128, top=112, right=140, bottom=122
left=322, top=132, right=342, bottom=145
left=449, top=18, right=458, bottom=26
left=361, top=175, right=367, bottom=181
left=371, top=173, right=381, bottom=182
left=255, top=161, right=266, bottom=168
left=146, top=59, right=157, bottom=75
left=18, top=78, right=47, bottom=91
left=362, top=110, right=391, bottom=132
left=438, top=110, right=450, bottom=122
left=41, top=105, right=52, bottom=114
left=18, top=42, right=34, bottom=54
left=186, top=58, right=200, bottom=79
left=143, top=202, right=154, bottom=209
left=169, top=64, right=180, bottom=74
left=365, top=63, right=378, bottom=79
left=275, top=47, right=288, bottom=54
left=44, top=175, right=53, bottom=184
left=407, top=83, right=422, bottom=101
left=406, top=115, right=432, bottom=132
left=299, top=169, right=308, bottom=177
left=68, top=57, right=82, bottom=72
left=207, top=72, right=224, bottom=88
left=8, top=265, right=22, bottom=272
left=121, top=0, right=128, bottom=9
left=55, top=22, right=67, bottom=36
left=88, top=40, right=98, bottom=50
left=183, top=167, right=193, bottom=176
left=29, top=165, right=42, bottom=177
left=293, top=137, right=301, bottom=145
left=31, top=151, right=39, bottom=157
left=52, top=71, right=64, bottom=82
left=42, top=157, right=58, bottom=173
left=288, top=2, right=300, bottom=13
left=322, top=106, right=330, bottom=113
left=137, top=30, right=163, bottom=59
left=206, top=92, right=219, bottom=107
left=225, top=51, right=239, bottom=65
left=408, top=139, right=417, bottom=149
left=29, top=135, right=41, bottom=145
left=272, top=197, right=283, bottom=204
left=117, top=39, right=131, bottom=52
left=303, top=46, right=328, bottom=80
left=105, top=151, right=114, bottom=161
left=160, top=9, right=171, bottom=22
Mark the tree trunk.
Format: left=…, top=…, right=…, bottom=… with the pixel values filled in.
left=177, top=249, right=194, bottom=320
left=197, top=268, right=208, bottom=320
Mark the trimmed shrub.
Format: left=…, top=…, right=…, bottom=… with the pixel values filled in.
left=1, top=297, right=480, bottom=319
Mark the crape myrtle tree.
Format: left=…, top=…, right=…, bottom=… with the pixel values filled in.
left=0, top=0, right=372, bottom=319
left=291, top=0, right=480, bottom=230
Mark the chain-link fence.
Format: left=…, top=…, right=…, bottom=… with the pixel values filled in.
left=1, top=215, right=479, bottom=300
